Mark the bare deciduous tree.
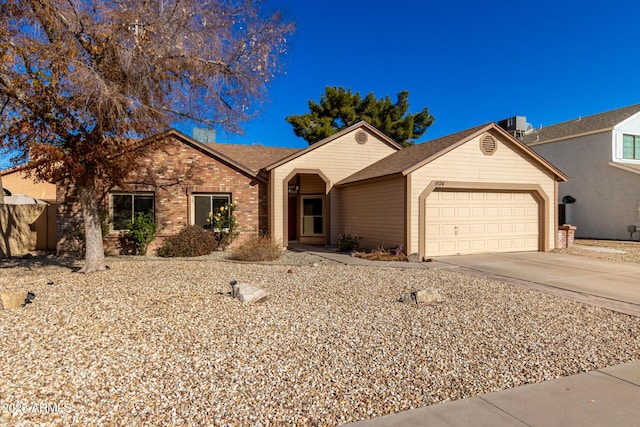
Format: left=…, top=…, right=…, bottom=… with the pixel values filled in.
left=0, top=0, right=293, bottom=272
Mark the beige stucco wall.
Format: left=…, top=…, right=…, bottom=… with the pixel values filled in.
left=337, top=176, right=405, bottom=250
left=270, top=128, right=398, bottom=245
left=1, top=169, right=56, bottom=202
left=0, top=204, right=56, bottom=257
left=531, top=132, right=640, bottom=240
left=409, top=132, right=558, bottom=253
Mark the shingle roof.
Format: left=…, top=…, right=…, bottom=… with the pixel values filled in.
left=155, top=129, right=298, bottom=178
left=337, top=124, right=490, bottom=185
left=521, top=104, right=640, bottom=145
left=206, top=143, right=299, bottom=172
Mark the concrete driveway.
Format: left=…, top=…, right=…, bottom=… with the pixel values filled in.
left=434, top=252, right=640, bottom=316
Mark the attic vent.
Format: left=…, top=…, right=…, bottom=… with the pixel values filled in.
left=355, top=130, right=368, bottom=144
left=480, top=134, right=497, bottom=155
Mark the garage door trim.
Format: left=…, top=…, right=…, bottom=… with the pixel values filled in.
left=418, top=181, right=550, bottom=258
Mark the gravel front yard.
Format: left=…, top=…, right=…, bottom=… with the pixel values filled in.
left=555, top=238, right=640, bottom=263
left=1, top=252, right=639, bottom=426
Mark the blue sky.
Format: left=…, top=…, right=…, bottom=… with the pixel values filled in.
left=210, top=0, right=640, bottom=148
left=2, top=0, right=639, bottom=170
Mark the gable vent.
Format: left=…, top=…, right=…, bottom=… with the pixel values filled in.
left=355, top=130, right=368, bottom=144
left=480, top=134, right=497, bottom=155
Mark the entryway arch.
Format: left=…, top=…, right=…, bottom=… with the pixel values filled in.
left=282, top=169, right=331, bottom=246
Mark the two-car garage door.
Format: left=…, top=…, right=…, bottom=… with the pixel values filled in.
left=424, top=191, right=540, bottom=256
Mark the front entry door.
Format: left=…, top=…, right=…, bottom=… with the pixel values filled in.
left=288, top=196, right=298, bottom=240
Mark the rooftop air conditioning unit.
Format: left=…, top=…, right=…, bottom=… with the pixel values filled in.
left=498, top=116, right=527, bottom=133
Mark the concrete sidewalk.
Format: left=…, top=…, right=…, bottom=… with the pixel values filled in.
left=344, top=361, right=640, bottom=427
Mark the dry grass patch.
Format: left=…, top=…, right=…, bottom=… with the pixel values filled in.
left=229, top=235, right=282, bottom=262
left=353, top=247, right=408, bottom=261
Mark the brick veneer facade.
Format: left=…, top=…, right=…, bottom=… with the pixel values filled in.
left=57, top=134, right=267, bottom=255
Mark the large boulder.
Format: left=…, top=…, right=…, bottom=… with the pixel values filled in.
left=230, top=281, right=269, bottom=305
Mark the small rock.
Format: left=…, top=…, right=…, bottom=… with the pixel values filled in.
left=23, top=292, right=35, bottom=306
left=0, top=291, right=30, bottom=310
left=312, top=262, right=319, bottom=267
left=230, top=281, right=269, bottom=304
left=399, top=292, right=415, bottom=304
left=407, top=252, right=421, bottom=263
left=287, top=268, right=294, bottom=274
left=399, top=288, right=443, bottom=305
left=415, top=288, right=443, bottom=304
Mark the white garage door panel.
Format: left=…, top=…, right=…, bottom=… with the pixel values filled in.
left=425, top=191, right=539, bottom=256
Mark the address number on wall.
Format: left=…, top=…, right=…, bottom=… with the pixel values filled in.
left=434, top=181, right=445, bottom=187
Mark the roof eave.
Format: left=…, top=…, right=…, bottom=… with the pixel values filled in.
left=526, top=128, right=612, bottom=146
left=335, top=171, right=404, bottom=187
left=608, top=161, right=640, bottom=176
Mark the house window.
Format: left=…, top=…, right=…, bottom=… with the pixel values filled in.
left=111, top=193, right=154, bottom=231
left=301, top=196, right=323, bottom=236
left=623, top=134, right=640, bottom=160
left=193, top=194, right=231, bottom=228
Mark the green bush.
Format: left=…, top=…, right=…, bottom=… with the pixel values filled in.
left=229, top=235, right=281, bottom=262
left=157, top=225, right=218, bottom=257
left=125, top=212, right=157, bottom=255
left=338, top=233, right=361, bottom=252
left=205, top=203, right=239, bottom=251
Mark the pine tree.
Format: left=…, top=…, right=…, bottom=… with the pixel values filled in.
left=286, top=86, right=434, bottom=146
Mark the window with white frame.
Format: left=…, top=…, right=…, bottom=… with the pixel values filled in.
left=110, top=193, right=154, bottom=231
left=623, top=134, right=640, bottom=160
left=192, top=194, right=231, bottom=228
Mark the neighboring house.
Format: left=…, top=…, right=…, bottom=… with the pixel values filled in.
left=1, top=166, right=57, bottom=255
left=57, top=121, right=567, bottom=258
left=1, top=165, right=57, bottom=204
left=522, top=104, right=640, bottom=240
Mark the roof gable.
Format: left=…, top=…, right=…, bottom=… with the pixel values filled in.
left=265, top=121, right=403, bottom=171
left=154, top=129, right=297, bottom=181
left=522, top=104, right=640, bottom=145
left=338, top=123, right=567, bottom=186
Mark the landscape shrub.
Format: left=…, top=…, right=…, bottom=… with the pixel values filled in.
left=157, top=225, right=218, bottom=257
left=337, top=233, right=361, bottom=252
left=125, top=212, right=157, bottom=255
left=229, top=235, right=281, bottom=262
left=205, top=203, right=239, bottom=251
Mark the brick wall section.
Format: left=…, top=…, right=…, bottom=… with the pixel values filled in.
left=56, top=181, right=83, bottom=255
left=557, top=225, right=577, bottom=249
left=57, top=135, right=266, bottom=255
